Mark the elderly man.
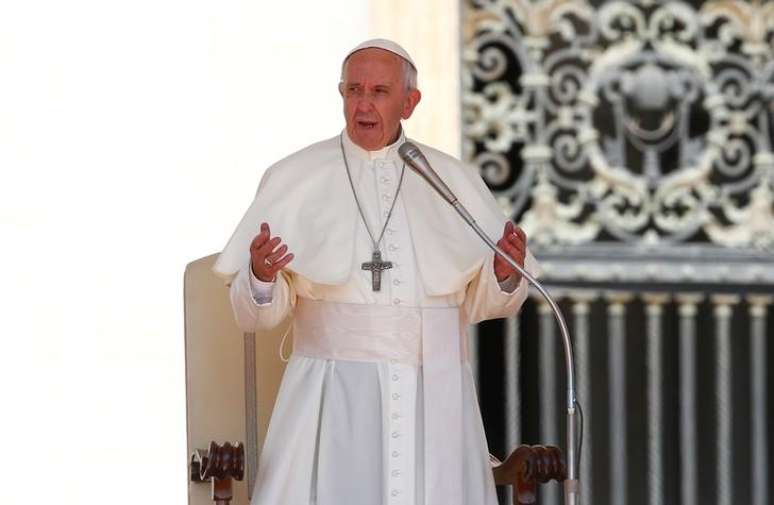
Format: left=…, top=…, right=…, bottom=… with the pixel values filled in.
left=215, top=39, right=539, bottom=505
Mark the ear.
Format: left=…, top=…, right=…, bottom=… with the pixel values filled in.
left=401, top=89, right=422, bottom=120
left=338, top=82, right=345, bottom=97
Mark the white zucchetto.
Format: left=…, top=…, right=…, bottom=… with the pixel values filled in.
left=343, top=38, right=416, bottom=70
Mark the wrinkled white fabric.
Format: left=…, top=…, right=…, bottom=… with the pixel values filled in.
left=249, top=356, right=495, bottom=505
left=290, top=299, right=467, bottom=504
left=214, top=131, right=539, bottom=296
left=222, top=131, right=540, bottom=505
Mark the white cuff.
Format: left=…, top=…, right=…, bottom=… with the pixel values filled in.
left=497, top=272, right=521, bottom=294
left=249, top=265, right=275, bottom=306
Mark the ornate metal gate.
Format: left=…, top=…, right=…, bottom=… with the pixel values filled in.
left=461, top=1, right=774, bottom=504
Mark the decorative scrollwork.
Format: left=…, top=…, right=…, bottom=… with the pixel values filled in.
left=463, top=0, right=774, bottom=255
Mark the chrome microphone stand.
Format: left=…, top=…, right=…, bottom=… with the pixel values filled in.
left=453, top=202, right=579, bottom=505
left=399, top=142, right=580, bottom=505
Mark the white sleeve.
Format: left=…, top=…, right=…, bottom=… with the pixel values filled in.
left=249, top=265, right=276, bottom=305
left=497, top=273, right=520, bottom=294
left=229, top=264, right=295, bottom=332
left=460, top=249, right=540, bottom=325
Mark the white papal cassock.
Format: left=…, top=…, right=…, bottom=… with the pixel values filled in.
left=214, top=130, right=540, bottom=505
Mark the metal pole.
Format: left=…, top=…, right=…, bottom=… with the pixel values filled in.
left=453, top=202, right=579, bottom=505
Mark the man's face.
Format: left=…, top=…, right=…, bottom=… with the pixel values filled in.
left=340, top=48, right=421, bottom=151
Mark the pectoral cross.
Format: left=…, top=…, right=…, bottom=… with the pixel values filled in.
left=361, top=250, right=393, bottom=292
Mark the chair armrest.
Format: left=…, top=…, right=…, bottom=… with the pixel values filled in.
left=190, top=441, right=245, bottom=505
left=490, top=445, right=566, bottom=505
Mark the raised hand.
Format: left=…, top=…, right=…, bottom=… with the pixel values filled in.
left=494, top=221, right=526, bottom=284
left=249, top=222, right=294, bottom=282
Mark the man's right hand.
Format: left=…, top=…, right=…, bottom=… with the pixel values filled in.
left=250, top=222, right=294, bottom=282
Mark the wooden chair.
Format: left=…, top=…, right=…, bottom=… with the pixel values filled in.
left=184, top=254, right=565, bottom=505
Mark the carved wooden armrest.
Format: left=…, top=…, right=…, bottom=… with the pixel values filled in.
left=490, top=445, right=566, bottom=505
left=190, top=441, right=245, bottom=505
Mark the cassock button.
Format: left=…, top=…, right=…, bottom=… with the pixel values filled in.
left=392, top=393, right=400, bottom=400
left=392, top=450, right=400, bottom=457
left=392, top=412, right=401, bottom=419
left=393, top=298, right=401, bottom=305
left=393, top=279, right=401, bottom=285
left=382, top=194, right=391, bottom=201
left=391, top=489, right=400, bottom=497
left=388, top=244, right=398, bottom=251
left=392, top=374, right=399, bottom=381
left=391, top=431, right=400, bottom=438
left=386, top=228, right=395, bottom=235
left=392, top=470, right=401, bottom=477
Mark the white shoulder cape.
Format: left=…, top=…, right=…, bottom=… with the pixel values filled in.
left=213, top=134, right=535, bottom=296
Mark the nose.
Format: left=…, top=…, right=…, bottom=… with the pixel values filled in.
left=355, top=96, right=374, bottom=112
left=355, top=93, right=374, bottom=112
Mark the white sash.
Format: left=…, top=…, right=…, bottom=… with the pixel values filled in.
left=292, top=299, right=466, bottom=505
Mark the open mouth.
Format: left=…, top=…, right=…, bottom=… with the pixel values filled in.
left=357, top=120, right=378, bottom=129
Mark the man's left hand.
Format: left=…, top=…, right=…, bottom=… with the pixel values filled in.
left=494, top=221, right=526, bottom=284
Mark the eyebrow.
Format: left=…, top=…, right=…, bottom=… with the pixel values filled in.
left=343, top=81, right=394, bottom=91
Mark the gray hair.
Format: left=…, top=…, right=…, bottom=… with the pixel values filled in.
left=340, top=55, right=418, bottom=91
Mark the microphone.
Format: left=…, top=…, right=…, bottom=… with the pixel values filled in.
left=398, top=141, right=479, bottom=227
left=399, top=141, right=581, bottom=505
left=398, top=142, right=457, bottom=204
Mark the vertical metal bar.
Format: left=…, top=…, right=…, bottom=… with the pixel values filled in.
left=644, top=294, right=669, bottom=505
left=243, top=332, right=258, bottom=499
left=712, top=295, right=738, bottom=505
left=469, top=323, right=480, bottom=395
left=677, top=294, right=702, bottom=505
left=607, top=293, right=632, bottom=505
left=748, top=296, right=771, bottom=505
left=503, top=313, right=521, bottom=505
left=538, top=300, right=559, bottom=505
left=504, top=313, right=521, bottom=452
left=571, top=291, right=595, bottom=505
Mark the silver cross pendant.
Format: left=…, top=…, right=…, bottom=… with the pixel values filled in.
left=361, top=250, right=393, bottom=291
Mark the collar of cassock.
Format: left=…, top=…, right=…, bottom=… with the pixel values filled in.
left=340, top=127, right=404, bottom=161
left=214, top=128, right=520, bottom=296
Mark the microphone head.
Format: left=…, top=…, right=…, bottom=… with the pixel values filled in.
left=398, top=141, right=458, bottom=204
left=398, top=141, right=425, bottom=167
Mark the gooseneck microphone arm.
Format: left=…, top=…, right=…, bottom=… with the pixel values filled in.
left=398, top=141, right=580, bottom=505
